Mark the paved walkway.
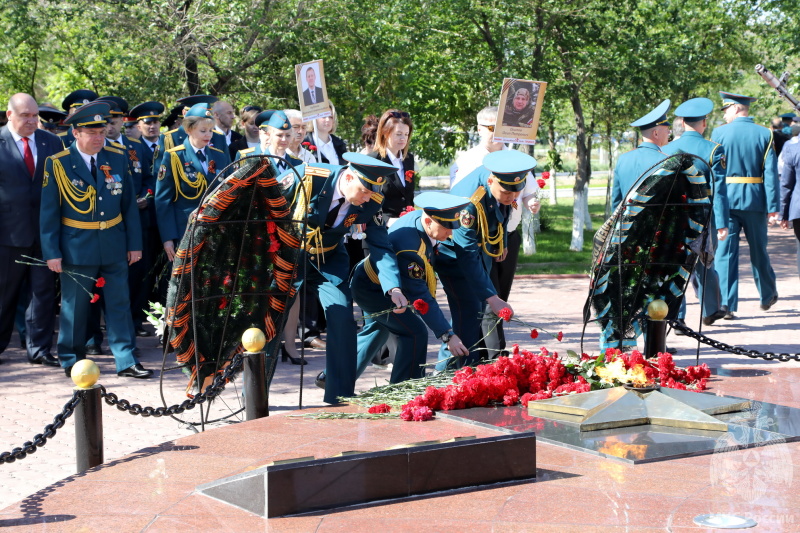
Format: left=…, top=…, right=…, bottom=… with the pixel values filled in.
left=0, top=224, right=798, bottom=511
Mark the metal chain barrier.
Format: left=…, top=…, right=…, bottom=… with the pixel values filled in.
left=99, top=353, right=244, bottom=417
left=0, top=391, right=82, bottom=464
left=669, top=319, right=800, bottom=362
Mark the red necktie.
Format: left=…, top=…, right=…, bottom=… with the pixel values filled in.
left=22, top=137, right=35, bottom=177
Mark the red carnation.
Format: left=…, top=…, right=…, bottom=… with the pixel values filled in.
left=368, top=403, right=392, bottom=414
left=530, top=329, right=538, bottom=339
left=90, top=293, right=100, bottom=303
left=541, top=171, right=551, bottom=180
left=268, top=238, right=281, bottom=252
left=309, top=145, right=317, bottom=151
left=557, top=331, right=563, bottom=341
left=218, top=297, right=228, bottom=309
left=302, top=141, right=310, bottom=148
left=412, top=299, right=429, bottom=314
left=95, top=277, right=106, bottom=288
left=405, top=170, right=415, bottom=183
left=266, top=221, right=277, bottom=234
left=537, top=178, right=546, bottom=189
left=147, top=189, right=153, bottom=195
left=497, top=307, right=513, bottom=321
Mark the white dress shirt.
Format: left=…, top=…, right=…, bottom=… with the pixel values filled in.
left=313, top=133, right=339, bottom=165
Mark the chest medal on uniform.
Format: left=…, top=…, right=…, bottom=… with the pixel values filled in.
left=408, top=262, right=424, bottom=279
left=459, top=209, right=475, bottom=228
left=101, top=164, right=123, bottom=195
left=512, top=200, right=518, bottom=210
left=343, top=213, right=358, bottom=228
left=128, top=149, right=141, bottom=173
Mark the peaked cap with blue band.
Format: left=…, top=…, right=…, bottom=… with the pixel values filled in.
left=630, top=99, right=671, bottom=130
left=483, top=150, right=537, bottom=192
left=674, top=97, right=714, bottom=122
left=414, top=192, right=471, bottom=229
left=61, top=89, right=99, bottom=111
left=719, top=91, right=757, bottom=109
left=64, top=101, right=111, bottom=128
left=95, top=96, right=129, bottom=115
left=342, top=152, right=397, bottom=191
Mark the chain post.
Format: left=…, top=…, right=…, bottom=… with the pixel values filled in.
left=242, top=328, right=268, bottom=420
left=645, top=300, right=668, bottom=358
left=71, top=360, right=103, bottom=473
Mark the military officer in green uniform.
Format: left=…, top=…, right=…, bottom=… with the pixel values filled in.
left=40, top=102, right=152, bottom=378
left=234, top=110, right=302, bottom=171
left=663, top=97, right=730, bottom=327
left=435, top=150, right=535, bottom=369
left=155, top=103, right=230, bottom=262
left=711, top=91, right=779, bottom=318
left=155, top=95, right=230, bottom=171
left=279, top=152, right=407, bottom=404
left=352, top=192, right=471, bottom=383
left=611, top=100, right=672, bottom=212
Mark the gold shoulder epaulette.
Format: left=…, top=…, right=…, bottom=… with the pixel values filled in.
left=110, top=141, right=125, bottom=149
left=304, top=165, right=331, bottom=178
left=167, top=145, right=186, bottom=153
left=57, top=132, right=68, bottom=137
left=166, top=128, right=180, bottom=135
left=469, top=187, right=486, bottom=205
left=52, top=149, right=70, bottom=159
left=208, top=145, right=223, bottom=153
left=239, top=147, right=255, bottom=155
left=126, top=136, right=141, bottom=144
left=371, top=191, right=384, bottom=203
left=103, top=146, right=124, bottom=155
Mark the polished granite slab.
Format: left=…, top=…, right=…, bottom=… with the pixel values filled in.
left=439, top=393, right=800, bottom=464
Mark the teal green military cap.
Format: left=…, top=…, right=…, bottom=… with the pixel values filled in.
left=414, top=192, right=471, bottom=229
left=630, top=99, right=671, bottom=130
left=64, top=101, right=111, bottom=128
left=483, top=150, right=537, bottom=192
left=674, top=97, right=713, bottom=121
left=719, top=91, right=757, bottom=109
left=343, top=152, right=398, bottom=191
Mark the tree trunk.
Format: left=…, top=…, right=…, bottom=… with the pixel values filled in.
left=185, top=55, right=200, bottom=95
left=570, top=186, right=587, bottom=251
left=548, top=122, right=558, bottom=206
left=561, top=65, right=590, bottom=251
left=522, top=208, right=537, bottom=255
left=605, top=121, right=614, bottom=218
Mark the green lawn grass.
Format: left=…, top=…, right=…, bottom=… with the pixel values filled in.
left=516, top=197, right=607, bottom=276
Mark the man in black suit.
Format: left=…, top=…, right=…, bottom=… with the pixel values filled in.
left=212, top=100, right=243, bottom=148
left=302, top=66, right=324, bottom=106
left=0, top=93, right=64, bottom=366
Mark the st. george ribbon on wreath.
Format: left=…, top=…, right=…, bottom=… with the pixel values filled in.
left=160, top=155, right=309, bottom=430
left=582, top=153, right=715, bottom=353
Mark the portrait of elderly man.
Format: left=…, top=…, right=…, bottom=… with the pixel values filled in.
left=502, top=84, right=537, bottom=128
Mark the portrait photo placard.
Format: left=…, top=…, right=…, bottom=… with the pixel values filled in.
left=296, top=60, right=332, bottom=122
left=493, top=78, right=547, bottom=145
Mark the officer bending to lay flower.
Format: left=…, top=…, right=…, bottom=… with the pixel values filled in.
left=279, top=152, right=408, bottom=404
left=352, top=192, right=471, bottom=384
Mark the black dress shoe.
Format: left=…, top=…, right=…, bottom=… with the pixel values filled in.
left=760, top=294, right=779, bottom=311
left=135, top=327, right=152, bottom=337
left=723, top=311, right=736, bottom=320
left=64, top=366, right=73, bottom=377
left=304, top=337, right=327, bottom=350
left=673, top=319, right=688, bottom=336
left=29, top=353, right=60, bottom=367
left=702, top=309, right=727, bottom=326
left=85, top=344, right=103, bottom=356
left=281, top=344, right=307, bottom=365
left=117, top=363, right=153, bottom=379
left=315, top=371, right=326, bottom=389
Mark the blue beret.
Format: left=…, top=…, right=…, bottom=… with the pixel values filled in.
left=129, top=101, right=165, bottom=122
left=674, top=98, right=713, bottom=121
left=266, top=110, right=291, bottom=130
left=719, top=91, right=757, bottom=109
left=414, top=192, right=471, bottom=229
left=184, top=103, right=213, bottom=119
left=64, top=101, right=111, bottom=128
left=630, top=99, right=671, bottom=129
left=61, top=89, right=99, bottom=111
left=483, top=150, right=537, bottom=192
left=342, top=152, right=398, bottom=191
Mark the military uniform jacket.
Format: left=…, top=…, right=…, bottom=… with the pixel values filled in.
left=436, top=167, right=506, bottom=301
left=109, top=136, right=155, bottom=228
left=711, top=117, right=779, bottom=213
left=40, top=143, right=142, bottom=265
left=386, top=211, right=451, bottom=336
left=155, top=139, right=229, bottom=244
left=779, top=141, right=800, bottom=221
left=282, top=163, right=401, bottom=291
left=663, top=131, right=730, bottom=228
left=611, top=142, right=668, bottom=211
left=156, top=126, right=231, bottom=173
left=0, top=126, right=65, bottom=247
